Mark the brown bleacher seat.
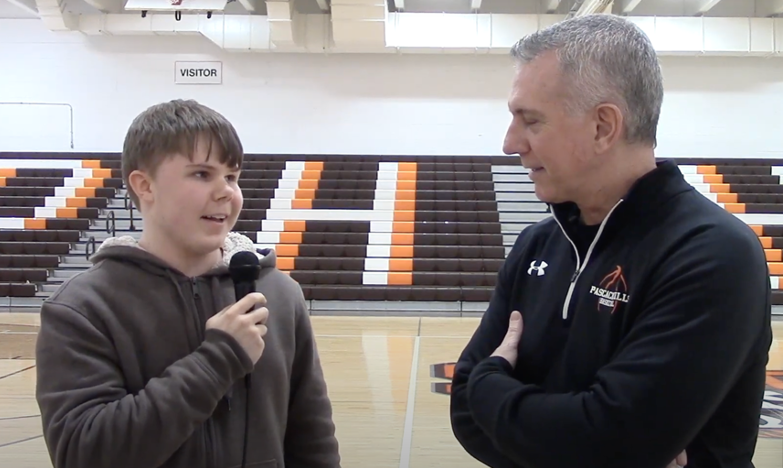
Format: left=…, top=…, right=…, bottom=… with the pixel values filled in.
left=268, top=232, right=503, bottom=248
left=668, top=158, right=782, bottom=167
left=239, top=161, right=288, bottom=170
left=0, top=283, right=35, bottom=297
left=717, top=174, right=779, bottom=185
left=0, top=268, right=47, bottom=282
left=302, top=285, right=491, bottom=302
left=0, top=255, right=59, bottom=268
left=0, top=196, right=107, bottom=208
left=5, top=177, right=71, bottom=187
left=743, top=204, right=784, bottom=214
left=0, top=242, right=70, bottom=255
left=240, top=189, right=275, bottom=200
left=273, top=243, right=504, bottom=261
left=239, top=179, right=280, bottom=189
left=0, top=230, right=79, bottom=243
left=730, top=184, right=781, bottom=194
left=732, top=194, right=782, bottom=204
left=709, top=165, right=782, bottom=175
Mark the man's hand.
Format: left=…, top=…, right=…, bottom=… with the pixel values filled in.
left=490, top=310, right=523, bottom=367
left=666, top=450, right=687, bottom=468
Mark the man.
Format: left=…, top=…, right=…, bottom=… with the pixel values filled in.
left=450, top=14, right=772, bottom=468
left=36, top=99, right=341, bottom=468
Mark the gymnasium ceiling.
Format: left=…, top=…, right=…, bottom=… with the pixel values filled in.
left=1, top=0, right=782, bottom=19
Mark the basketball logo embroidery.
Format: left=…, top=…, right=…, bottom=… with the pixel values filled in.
left=589, top=265, right=630, bottom=314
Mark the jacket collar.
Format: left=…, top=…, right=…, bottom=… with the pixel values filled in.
left=549, top=159, right=694, bottom=237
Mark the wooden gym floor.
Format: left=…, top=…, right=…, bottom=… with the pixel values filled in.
left=0, top=313, right=781, bottom=468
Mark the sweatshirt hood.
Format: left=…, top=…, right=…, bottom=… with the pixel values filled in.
left=89, top=231, right=277, bottom=279
left=85, top=231, right=279, bottom=359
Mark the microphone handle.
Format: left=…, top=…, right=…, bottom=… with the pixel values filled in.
left=234, top=281, right=257, bottom=313
left=229, top=279, right=256, bottom=468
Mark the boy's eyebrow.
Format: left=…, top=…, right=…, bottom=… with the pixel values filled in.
left=186, top=163, right=240, bottom=172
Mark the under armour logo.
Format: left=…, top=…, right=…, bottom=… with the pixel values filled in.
left=527, top=260, right=548, bottom=276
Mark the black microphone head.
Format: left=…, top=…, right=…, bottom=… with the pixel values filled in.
left=229, top=251, right=261, bottom=284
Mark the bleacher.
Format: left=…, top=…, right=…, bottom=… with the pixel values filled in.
left=672, top=158, right=783, bottom=294
left=0, top=152, right=781, bottom=312
left=0, top=155, right=122, bottom=300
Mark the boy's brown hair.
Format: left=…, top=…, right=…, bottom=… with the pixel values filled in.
left=121, top=99, right=244, bottom=207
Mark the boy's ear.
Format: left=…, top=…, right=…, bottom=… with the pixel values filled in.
left=127, top=169, right=154, bottom=205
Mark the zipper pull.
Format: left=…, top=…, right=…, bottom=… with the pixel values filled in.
left=570, top=270, right=579, bottom=282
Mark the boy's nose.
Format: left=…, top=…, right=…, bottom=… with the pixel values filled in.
left=214, top=182, right=234, bottom=200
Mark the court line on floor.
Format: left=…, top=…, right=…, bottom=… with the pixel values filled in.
left=398, top=318, right=421, bottom=468
left=0, top=364, right=35, bottom=381
left=0, top=414, right=39, bottom=421
left=0, top=434, right=43, bottom=449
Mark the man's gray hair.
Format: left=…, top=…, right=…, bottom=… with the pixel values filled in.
left=510, top=14, right=664, bottom=147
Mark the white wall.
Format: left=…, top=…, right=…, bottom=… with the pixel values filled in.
left=0, top=18, right=781, bottom=159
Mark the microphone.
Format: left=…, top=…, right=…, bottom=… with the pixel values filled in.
left=227, top=250, right=261, bottom=468
left=229, top=251, right=261, bottom=307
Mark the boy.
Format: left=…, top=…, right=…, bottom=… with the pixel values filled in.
left=35, top=99, right=341, bottom=468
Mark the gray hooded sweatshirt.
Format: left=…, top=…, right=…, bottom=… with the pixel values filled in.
left=35, top=232, right=341, bottom=468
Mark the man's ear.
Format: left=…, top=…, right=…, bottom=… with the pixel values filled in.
left=593, top=103, right=624, bottom=154
left=127, top=169, right=154, bottom=206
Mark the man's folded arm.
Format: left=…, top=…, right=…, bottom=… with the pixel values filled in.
left=464, top=229, right=770, bottom=468
left=450, top=234, right=527, bottom=468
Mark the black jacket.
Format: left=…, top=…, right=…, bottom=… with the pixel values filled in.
left=450, top=160, right=773, bottom=468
